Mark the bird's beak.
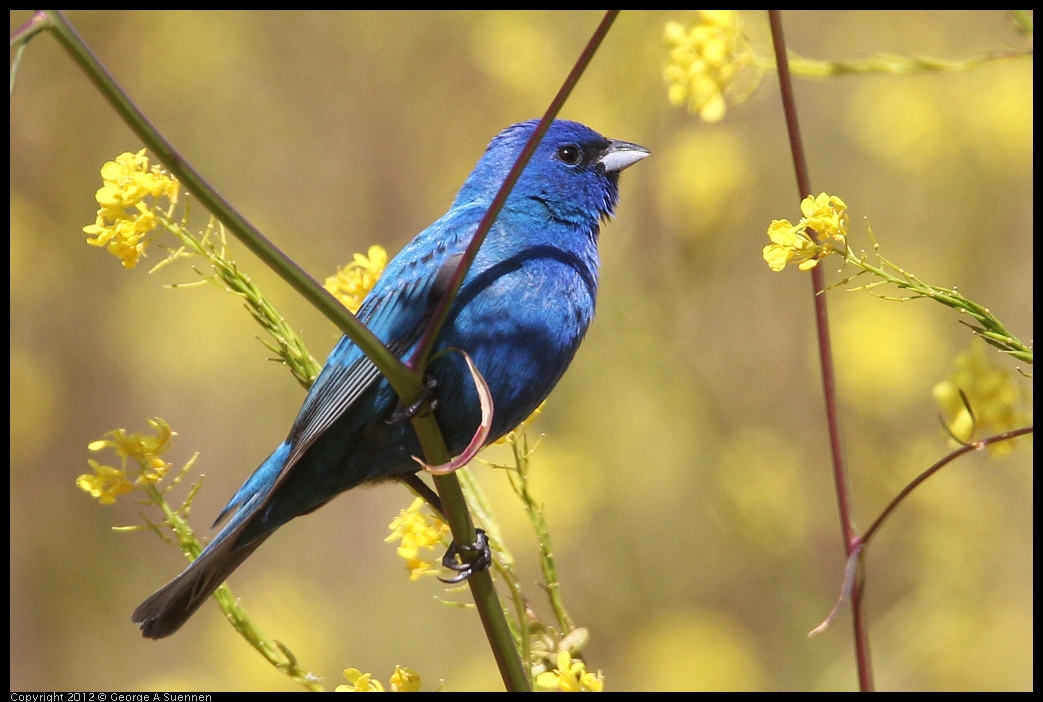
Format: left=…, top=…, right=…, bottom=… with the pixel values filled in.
left=599, top=140, right=650, bottom=173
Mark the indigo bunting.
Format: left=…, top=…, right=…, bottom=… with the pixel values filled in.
left=133, top=119, right=649, bottom=638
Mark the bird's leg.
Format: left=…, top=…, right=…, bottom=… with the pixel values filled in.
left=386, top=376, right=438, bottom=425
left=438, top=529, right=491, bottom=583
left=398, top=473, right=492, bottom=583
left=400, top=472, right=444, bottom=517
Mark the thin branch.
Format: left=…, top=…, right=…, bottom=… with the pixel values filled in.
left=768, top=10, right=874, bottom=691
left=811, top=426, right=1033, bottom=637
left=862, top=426, right=1033, bottom=545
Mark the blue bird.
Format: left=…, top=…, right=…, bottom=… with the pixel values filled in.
left=132, top=119, right=648, bottom=638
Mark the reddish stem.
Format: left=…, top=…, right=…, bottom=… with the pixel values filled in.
left=768, top=10, right=874, bottom=691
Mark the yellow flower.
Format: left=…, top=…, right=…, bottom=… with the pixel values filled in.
left=325, top=245, right=389, bottom=314
left=389, top=665, right=422, bottom=692
left=83, top=149, right=180, bottom=268
left=762, top=193, right=848, bottom=272
left=535, top=650, right=604, bottom=692
left=76, top=459, right=135, bottom=505
left=933, top=341, right=1031, bottom=455
left=801, top=193, right=848, bottom=243
left=88, top=418, right=174, bottom=485
left=84, top=418, right=175, bottom=488
left=763, top=219, right=822, bottom=272
left=386, top=498, right=450, bottom=580
left=662, top=11, right=758, bottom=123
left=336, top=668, right=385, bottom=692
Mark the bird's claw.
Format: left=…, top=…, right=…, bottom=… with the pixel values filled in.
left=438, top=529, right=491, bottom=583
left=386, top=376, right=438, bottom=425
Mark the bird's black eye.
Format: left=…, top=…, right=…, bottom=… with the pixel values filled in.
left=557, top=144, right=581, bottom=165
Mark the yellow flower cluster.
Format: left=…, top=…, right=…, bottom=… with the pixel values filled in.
left=763, top=193, right=849, bottom=272
left=335, top=665, right=421, bottom=692
left=663, top=11, right=754, bottom=123
left=83, top=149, right=179, bottom=268
left=385, top=497, right=450, bottom=581
left=77, top=418, right=175, bottom=504
left=535, top=650, right=604, bottom=692
left=325, top=245, right=389, bottom=314
left=933, top=341, right=1031, bottom=454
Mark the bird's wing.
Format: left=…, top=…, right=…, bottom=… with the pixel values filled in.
left=213, top=210, right=477, bottom=527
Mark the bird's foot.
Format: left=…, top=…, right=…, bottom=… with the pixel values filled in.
left=386, top=376, right=438, bottom=425
left=438, top=529, right=491, bottom=583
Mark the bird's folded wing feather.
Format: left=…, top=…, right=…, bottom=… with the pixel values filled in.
left=213, top=209, right=479, bottom=526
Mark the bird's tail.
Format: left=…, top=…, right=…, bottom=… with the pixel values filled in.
left=133, top=443, right=291, bottom=638
left=131, top=529, right=270, bottom=639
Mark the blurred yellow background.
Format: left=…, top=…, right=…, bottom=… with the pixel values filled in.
left=10, top=10, right=1032, bottom=691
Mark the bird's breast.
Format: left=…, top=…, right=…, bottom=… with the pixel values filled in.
left=429, top=249, right=597, bottom=445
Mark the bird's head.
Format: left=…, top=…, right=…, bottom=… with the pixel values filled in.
left=455, top=119, right=649, bottom=227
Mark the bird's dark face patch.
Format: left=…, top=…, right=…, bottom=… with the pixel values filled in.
left=553, top=140, right=616, bottom=174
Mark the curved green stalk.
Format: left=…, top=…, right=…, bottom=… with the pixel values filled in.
left=41, top=10, right=420, bottom=405
left=754, top=48, right=1032, bottom=78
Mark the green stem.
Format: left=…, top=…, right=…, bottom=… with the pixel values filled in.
left=42, top=10, right=420, bottom=405
left=142, top=482, right=324, bottom=691
left=498, top=563, right=531, bottom=681
left=158, top=214, right=323, bottom=387
left=1009, top=10, right=1033, bottom=36
left=510, top=433, right=573, bottom=635
left=408, top=415, right=530, bottom=691
left=9, top=10, right=51, bottom=49
left=456, top=467, right=533, bottom=676
left=841, top=246, right=1033, bottom=364
left=753, top=48, right=1031, bottom=78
